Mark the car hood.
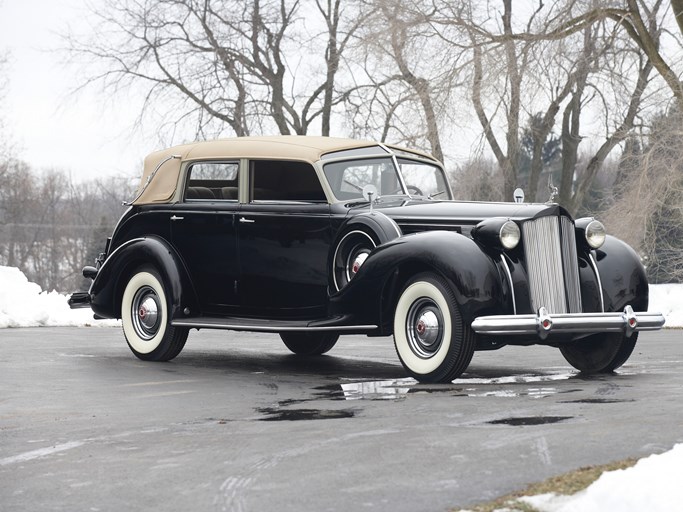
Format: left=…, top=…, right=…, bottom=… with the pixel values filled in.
left=349, top=198, right=568, bottom=235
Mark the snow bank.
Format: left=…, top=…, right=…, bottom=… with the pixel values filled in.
left=520, top=443, right=683, bottom=512
left=0, top=265, right=681, bottom=328
left=0, top=266, right=119, bottom=328
left=649, top=284, right=683, bottom=327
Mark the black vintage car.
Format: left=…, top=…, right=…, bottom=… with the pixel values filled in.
left=69, top=136, right=665, bottom=383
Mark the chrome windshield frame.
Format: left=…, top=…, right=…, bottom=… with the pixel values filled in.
left=319, top=148, right=452, bottom=203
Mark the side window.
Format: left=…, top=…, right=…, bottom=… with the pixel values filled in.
left=185, top=162, right=239, bottom=201
left=250, top=160, right=327, bottom=202
left=397, top=158, right=450, bottom=199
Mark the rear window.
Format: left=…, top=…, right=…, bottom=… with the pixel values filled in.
left=185, top=162, right=239, bottom=201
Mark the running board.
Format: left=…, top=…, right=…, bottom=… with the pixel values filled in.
left=171, top=316, right=377, bottom=333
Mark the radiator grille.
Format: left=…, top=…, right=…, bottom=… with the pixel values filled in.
left=522, top=216, right=582, bottom=314
left=560, top=216, right=583, bottom=313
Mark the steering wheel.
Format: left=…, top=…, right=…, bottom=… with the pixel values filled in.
left=391, top=185, right=424, bottom=196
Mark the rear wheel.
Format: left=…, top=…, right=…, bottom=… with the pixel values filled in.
left=560, top=332, right=638, bottom=374
left=280, top=332, right=339, bottom=356
left=121, top=267, right=188, bottom=361
left=393, top=273, right=475, bottom=383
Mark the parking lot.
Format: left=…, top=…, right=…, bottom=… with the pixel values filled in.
left=1, top=327, right=682, bottom=511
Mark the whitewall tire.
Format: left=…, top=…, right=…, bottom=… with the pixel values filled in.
left=121, top=267, right=188, bottom=361
left=393, top=273, right=475, bottom=383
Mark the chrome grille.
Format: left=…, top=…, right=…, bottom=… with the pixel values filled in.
left=522, top=215, right=582, bottom=314
left=560, top=216, right=583, bottom=313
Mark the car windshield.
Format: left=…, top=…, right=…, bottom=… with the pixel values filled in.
left=322, top=157, right=451, bottom=201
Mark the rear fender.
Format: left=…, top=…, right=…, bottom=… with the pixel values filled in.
left=329, top=230, right=505, bottom=332
left=89, top=236, right=198, bottom=320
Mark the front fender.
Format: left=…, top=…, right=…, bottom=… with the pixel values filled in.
left=329, top=231, right=505, bottom=332
left=89, top=236, right=198, bottom=320
left=594, top=235, right=649, bottom=312
left=340, top=211, right=403, bottom=243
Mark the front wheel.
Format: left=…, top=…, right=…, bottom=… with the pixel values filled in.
left=393, top=273, right=475, bottom=383
left=121, top=267, right=188, bottom=361
left=280, top=332, right=339, bottom=356
left=560, top=332, right=638, bottom=374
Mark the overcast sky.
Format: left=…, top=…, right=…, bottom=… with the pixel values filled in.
left=0, top=0, right=155, bottom=181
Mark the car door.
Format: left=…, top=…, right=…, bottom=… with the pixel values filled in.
left=170, top=161, right=240, bottom=315
left=237, top=159, right=332, bottom=318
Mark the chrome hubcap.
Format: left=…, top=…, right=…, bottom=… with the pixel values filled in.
left=131, top=286, right=161, bottom=340
left=406, top=298, right=444, bottom=358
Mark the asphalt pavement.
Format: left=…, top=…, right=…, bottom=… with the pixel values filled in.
left=1, top=327, right=682, bottom=511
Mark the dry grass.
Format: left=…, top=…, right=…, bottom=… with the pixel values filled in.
left=454, top=458, right=638, bottom=512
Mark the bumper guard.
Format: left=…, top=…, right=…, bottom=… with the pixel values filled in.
left=471, top=306, right=665, bottom=340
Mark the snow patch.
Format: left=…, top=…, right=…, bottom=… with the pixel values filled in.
left=518, top=443, right=683, bottom=512
left=649, top=284, right=683, bottom=328
left=0, top=266, right=119, bottom=328
left=0, top=265, right=680, bottom=328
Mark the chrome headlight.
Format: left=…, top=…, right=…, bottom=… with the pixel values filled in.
left=499, top=221, right=521, bottom=250
left=575, top=217, right=606, bottom=249
left=585, top=220, right=606, bottom=249
left=472, top=218, right=520, bottom=251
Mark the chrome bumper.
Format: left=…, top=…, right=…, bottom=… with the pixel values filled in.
left=471, top=306, right=665, bottom=340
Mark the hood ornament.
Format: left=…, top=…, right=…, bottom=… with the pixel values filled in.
left=547, top=176, right=559, bottom=203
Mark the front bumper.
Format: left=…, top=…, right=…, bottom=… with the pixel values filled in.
left=471, top=306, right=665, bottom=340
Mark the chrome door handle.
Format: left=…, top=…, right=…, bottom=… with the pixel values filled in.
left=170, top=215, right=184, bottom=221
left=239, top=217, right=255, bottom=223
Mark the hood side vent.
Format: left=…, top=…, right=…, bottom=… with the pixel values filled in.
left=395, top=221, right=464, bottom=236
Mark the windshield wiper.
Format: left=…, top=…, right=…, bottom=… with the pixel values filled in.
left=428, top=190, right=447, bottom=200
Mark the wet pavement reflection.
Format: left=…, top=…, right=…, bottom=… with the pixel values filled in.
left=333, top=369, right=586, bottom=401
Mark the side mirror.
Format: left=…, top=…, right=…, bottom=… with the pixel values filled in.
left=362, top=184, right=379, bottom=212
left=362, top=184, right=378, bottom=202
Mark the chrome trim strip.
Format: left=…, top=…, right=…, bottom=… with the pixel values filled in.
left=379, top=142, right=412, bottom=199
left=588, top=253, right=605, bottom=313
left=171, top=321, right=378, bottom=332
left=560, top=216, right=582, bottom=313
left=123, top=154, right=181, bottom=206
left=471, top=308, right=665, bottom=337
left=500, top=255, right=517, bottom=314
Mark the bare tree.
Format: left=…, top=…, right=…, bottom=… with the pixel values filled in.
left=67, top=0, right=368, bottom=138
left=346, top=0, right=467, bottom=160
left=451, top=157, right=505, bottom=202
left=419, top=0, right=664, bottom=213
left=604, top=108, right=683, bottom=282
left=0, top=159, right=135, bottom=292
left=612, top=0, right=683, bottom=113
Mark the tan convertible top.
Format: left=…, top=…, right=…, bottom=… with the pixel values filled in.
left=133, top=136, right=436, bottom=204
